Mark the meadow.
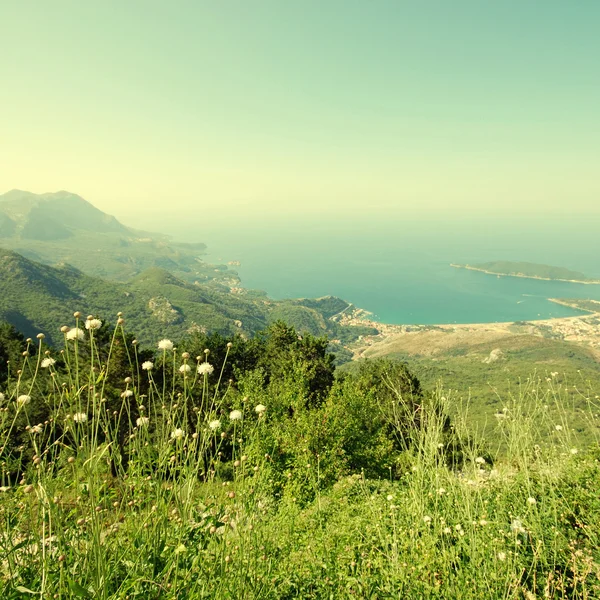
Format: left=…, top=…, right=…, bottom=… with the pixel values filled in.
left=1, top=313, right=599, bottom=599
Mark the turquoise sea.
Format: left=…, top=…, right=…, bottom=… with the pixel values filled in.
left=168, top=214, right=600, bottom=325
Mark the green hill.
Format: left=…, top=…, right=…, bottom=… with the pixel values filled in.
left=454, top=260, right=599, bottom=283
left=0, top=190, right=234, bottom=285
left=0, top=248, right=373, bottom=349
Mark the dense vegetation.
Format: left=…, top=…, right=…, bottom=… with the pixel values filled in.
left=0, top=249, right=375, bottom=353
left=463, top=261, right=598, bottom=282
left=0, top=313, right=599, bottom=598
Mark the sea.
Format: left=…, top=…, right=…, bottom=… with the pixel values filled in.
left=148, top=213, right=600, bottom=325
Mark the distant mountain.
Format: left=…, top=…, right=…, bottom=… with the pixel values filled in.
left=0, top=248, right=374, bottom=350
left=0, top=190, right=228, bottom=284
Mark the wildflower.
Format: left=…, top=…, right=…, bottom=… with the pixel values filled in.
left=479, top=519, right=488, bottom=526
left=386, top=494, right=394, bottom=502
left=443, top=527, right=452, bottom=534
left=158, top=339, right=174, bottom=351
left=85, top=318, right=102, bottom=330
left=475, top=456, right=486, bottom=465
left=171, top=428, right=185, bottom=440
left=179, top=364, right=191, bottom=374
left=209, top=419, right=221, bottom=430
left=497, top=551, right=506, bottom=561
left=197, top=363, right=214, bottom=376
left=17, top=395, right=31, bottom=407
left=0, top=486, right=10, bottom=493
left=555, top=425, right=563, bottom=431
left=423, top=515, right=432, bottom=524
left=121, top=390, right=134, bottom=398
left=0, top=392, right=5, bottom=402
left=229, top=410, right=242, bottom=421
left=73, top=413, right=88, bottom=423
left=141, top=361, right=154, bottom=371
left=254, top=404, right=266, bottom=415
left=31, top=424, right=43, bottom=434
left=41, top=357, right=56, bottom=368
left=570, top=448, right=578, bottom=455
left=510, top=519, right=525, bottom=534
left=437, top=487, right=446, bottom=495
left=136, top=417, right=149, bottom=427
left=66, top=328, right=85, bottom=341
left=551, top=372, right=558, bottom=378
left=527, top=497, right=537, bottom=505
left=174, top=544, right=187, bottom=555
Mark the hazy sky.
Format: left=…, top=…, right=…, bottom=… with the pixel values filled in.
left=2, top=1, right=599, bottom=223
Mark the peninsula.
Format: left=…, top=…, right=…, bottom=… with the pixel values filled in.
left=451, top=261, right=600, bottom=285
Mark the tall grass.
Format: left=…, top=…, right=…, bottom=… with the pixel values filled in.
left=0, top=316, right=599, bottom=599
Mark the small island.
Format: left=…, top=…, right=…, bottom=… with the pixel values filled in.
left=451, top=261, right=600, bottom=285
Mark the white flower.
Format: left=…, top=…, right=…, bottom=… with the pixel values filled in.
left=73, top=412, right=88, bottom=423
left=510, top=519, right=525, bottom=534
left=41, top=357, right=56, bottom=368
left=497, top=551, right=506, bottom=561
left=423, top=515, right=432, bottom=524
left=229, top=410, right=242, bottom=421
left=17, top=395, right=31, bottom=407
left=386, top=494, right=394, bottom=502
left=179, top=364, right=191, bottom=373
left=254, top=404, right=267, bottom=415
left=0, top=392, right=5, bottom=402
left=158, top=339, right=174, bottom=351
left=443, top=527, right=452, bottom=534
left=31, top=424, right=43, bottom=434
left=121, top=390, right=134, bottom=398
left=527, top=497, right=537, bottom=505
left=550, top=372, right=558, bottom=378
left=570, top=448, right=578, bottom=455
left=437, top=487, right=446, bottom=495
left=197, top=363, right=214, bottom=376
left=171, top=428, right=185, bottom=440
left=475, top=456, right=486, bottom=465
left=66, top=328, right=85, bottom=341
left=85, top=318, right=102, bottom=330
left=555, top=425, right=563, bottom=431
left=209, top=419, right=221, bottom=430
left=141, top=361, right=154, bottom=371
left=136, top=417, right=149, bottom=427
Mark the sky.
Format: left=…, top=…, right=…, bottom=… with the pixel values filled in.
left=1, top=0, right=599, bottom=225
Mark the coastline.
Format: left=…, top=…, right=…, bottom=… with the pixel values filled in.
left=450, top=263, right=600, bottom=285
left=339, top=303, right=600, bottom=360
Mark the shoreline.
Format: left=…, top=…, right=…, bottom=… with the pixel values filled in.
left=450, top=263, right=600, bottom=285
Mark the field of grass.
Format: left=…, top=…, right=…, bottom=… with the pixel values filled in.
left=1, top=315, right=600, bottom=598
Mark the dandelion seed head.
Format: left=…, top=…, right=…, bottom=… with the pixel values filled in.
left=158, top=339, right=174, bottom=351
left=197, top=363, right=214, bottom=376
left=66, top=328, right=85, bottom=341
left=17, top=395, right=31, bottom=407
left=229, top=410, right=242, bottom=421
left=171, top=428, right=185, bottom=440
left=85, top=318, right=102, bottom=331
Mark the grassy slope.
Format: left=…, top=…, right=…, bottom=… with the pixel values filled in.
left=342, top=334, right=600, bottom=446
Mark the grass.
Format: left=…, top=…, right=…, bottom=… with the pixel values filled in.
left=1, top=316, right=600, bottom=598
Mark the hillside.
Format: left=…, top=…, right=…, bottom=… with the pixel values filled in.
left=0, top=248, right=374, bottom=348
left=0, top=190, right=234, bottom=285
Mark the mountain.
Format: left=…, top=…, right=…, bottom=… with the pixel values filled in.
left=0, top=248, right=375, bottom=349
left=0, top=190, right=230, bottom=285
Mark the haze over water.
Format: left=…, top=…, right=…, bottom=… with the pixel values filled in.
left=150, top=213, right=600, bottom=326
